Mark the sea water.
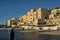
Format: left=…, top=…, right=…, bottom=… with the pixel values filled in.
left=0, top=29, right=60, bottom=40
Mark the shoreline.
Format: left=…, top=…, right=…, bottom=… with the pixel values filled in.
left=0, top=28, right=22, bottom=30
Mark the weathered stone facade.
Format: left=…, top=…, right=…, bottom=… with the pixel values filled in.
left=7, top=7, right=60, bottom=27
left=47, top=8, right=60, bottom=25
left=18, top=8, right=51, bottom=26
left=7, top=17, right=17, bottom=27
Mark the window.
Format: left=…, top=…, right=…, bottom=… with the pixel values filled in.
left=44, top=15, right=47, bottom=19
left=54, top=15, right=56, bottom=17
left=45, top=16, right=47, bottom=19
left=30, top=14, right=32, bottom=16
left=19, top=20, right=20, bottom=22
left=30, top=21, right=32, bottom=24
left=57, top=13, right=60, bottom=15
left=30, top=17, right=32, bottom=19
left=21, top=21, right=23, bottom=22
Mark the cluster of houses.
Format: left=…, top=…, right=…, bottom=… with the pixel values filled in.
left=7, top=7, right=60, bottom=31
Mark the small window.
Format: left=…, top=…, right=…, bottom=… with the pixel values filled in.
left=19, top=20, right=20, bottom=22
left=21, top=21, right=23, bottom=22
left=56, top=13, right=60, bottom=16
left=44, top=15, right=47, bottom=19
left=54, top=15, right=56, bottom=17
left=30, top=17, right=32, bottom=19
left=45, top=16, right=47, bottom=19
left=30, top=14, right=32, bottom=16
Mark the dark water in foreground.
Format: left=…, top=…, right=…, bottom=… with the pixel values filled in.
left=0, top=29, right=60, bottom=40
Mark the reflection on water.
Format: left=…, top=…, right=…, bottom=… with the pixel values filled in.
left=15, top=31, right=60, bottom=40
left=0, top=29, right=60, bottom=40
left=0, top=30, right=10, bottom=40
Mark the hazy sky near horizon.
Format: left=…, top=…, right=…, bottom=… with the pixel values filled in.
left=0, top=0, right=60, bottom=24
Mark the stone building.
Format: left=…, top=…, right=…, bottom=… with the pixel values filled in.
left=49, top=8, right=60, bottom=19
left=7, top=19, right=11, bottom=27
left=7, top=17, right=17, bottom=28
left=18, top=8, right=51, bottom=26
left=47, top=7, right=60, bottom=25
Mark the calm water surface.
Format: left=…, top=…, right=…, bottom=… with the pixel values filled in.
left=0, top=29, right=60, bottom=40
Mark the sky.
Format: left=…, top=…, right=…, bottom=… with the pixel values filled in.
left=0, top=0, right=60, bottom=24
